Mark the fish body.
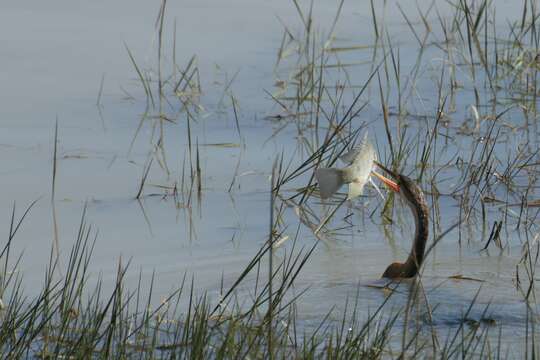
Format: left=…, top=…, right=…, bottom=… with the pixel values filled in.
left=315, top=139, right=376, bottom=199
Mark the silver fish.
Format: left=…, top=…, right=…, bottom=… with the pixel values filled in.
left=315, top=137, right=377, bottom=200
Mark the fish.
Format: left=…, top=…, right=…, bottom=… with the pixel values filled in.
left=315, top=137, right=377, bottom=200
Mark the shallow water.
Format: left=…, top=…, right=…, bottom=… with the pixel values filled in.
left=1, top=0, right=539, bottom=356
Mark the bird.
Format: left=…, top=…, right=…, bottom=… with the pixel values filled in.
left=313, top=144, right=429, bottom=279
left=370, top=161, right=429, bottom=279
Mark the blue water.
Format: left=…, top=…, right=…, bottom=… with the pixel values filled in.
left=0, top=0, right=538, bottom=356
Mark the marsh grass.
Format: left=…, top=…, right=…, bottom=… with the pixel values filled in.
left=259, top=0, right=540, bottom=355
left=0, top=199, right=519, bottom=358
left=5, top=0, right=540, bottom=357
left=267, top=0, right=540, bottom=242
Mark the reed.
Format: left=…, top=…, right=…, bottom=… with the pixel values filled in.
left=5, top=0, right=540, bottom=357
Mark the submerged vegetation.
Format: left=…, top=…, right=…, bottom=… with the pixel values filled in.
left=2, top=0, right=540, bottom=357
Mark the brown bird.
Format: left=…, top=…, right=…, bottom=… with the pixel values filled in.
left=370, top=161, right=429, bottom=279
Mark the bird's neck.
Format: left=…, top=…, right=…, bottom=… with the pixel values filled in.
left=402, top=193, right=429, bottom=277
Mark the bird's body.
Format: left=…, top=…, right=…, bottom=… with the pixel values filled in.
left=372, top=165, right=429, bottom=279
left=380, top=175, right=429, bottom=278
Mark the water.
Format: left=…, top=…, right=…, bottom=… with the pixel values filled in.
left=1, top=0, right=538, bottom=355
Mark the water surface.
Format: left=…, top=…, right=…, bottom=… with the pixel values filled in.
left=1, top=0, right=538, bottom=355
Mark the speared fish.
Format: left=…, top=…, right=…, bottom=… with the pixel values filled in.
left=315, top=136, right=383, bottom=200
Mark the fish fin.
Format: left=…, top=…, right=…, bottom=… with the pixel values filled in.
left=340, top=132, right=373, bottom=165
left=315, top=168, right=344, bottom=199
left=347, top=181, right=364, bottom=200
left=340, top=148, right=361, bottom=164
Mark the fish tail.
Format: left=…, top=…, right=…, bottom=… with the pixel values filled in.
left=315, top=168, right=344, bottom=199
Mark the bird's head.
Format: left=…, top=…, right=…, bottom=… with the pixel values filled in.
left=371, top=161, right=423, bottom=207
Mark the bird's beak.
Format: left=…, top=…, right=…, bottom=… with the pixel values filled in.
left=371, top=161, right=400, bottom=193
